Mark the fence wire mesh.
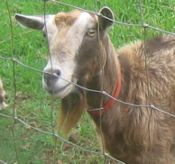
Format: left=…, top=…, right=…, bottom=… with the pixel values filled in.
left=0, top=0, right=175, bottom=163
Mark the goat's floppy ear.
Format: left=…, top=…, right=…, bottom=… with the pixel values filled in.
left=98, top=6, right=114, bottom=30
left=15, top=14, right=52, bottom=30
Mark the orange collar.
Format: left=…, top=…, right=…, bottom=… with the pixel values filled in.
left=88, top=68, right=122, bottom=117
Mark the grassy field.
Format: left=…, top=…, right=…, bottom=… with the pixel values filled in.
left=0, top=0, right=174, bottom=163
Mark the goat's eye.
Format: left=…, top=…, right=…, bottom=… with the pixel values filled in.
left=86, top=29, right=96, bottom=37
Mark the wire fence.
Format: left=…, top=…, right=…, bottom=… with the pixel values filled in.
left=1, top=0, right=175, bottom=163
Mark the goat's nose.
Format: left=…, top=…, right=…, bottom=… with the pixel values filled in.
left=43, top=69, right=61, bottom=85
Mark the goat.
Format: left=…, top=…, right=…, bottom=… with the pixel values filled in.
left=0, top=79, right=7, bottom=110
left=15, top=7, right=175, bottom=163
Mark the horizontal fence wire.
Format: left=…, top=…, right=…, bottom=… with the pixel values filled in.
left=50, top=0, right=175, bottom=35
left=1, top=0, right=175, bottom=163
left=1, top=56, right=175, bottom=119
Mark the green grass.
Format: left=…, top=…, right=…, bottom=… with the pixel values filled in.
left=0, top=0, right=175, bottom=163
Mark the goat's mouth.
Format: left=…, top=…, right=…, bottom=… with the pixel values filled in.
left=48, top=83, right=70, bottom=94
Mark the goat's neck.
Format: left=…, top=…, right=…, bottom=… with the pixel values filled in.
left=86, top=36, right=120, bottom=114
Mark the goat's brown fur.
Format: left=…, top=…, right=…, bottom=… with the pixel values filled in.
left=58, top=88, right=85, bottom=135
left=52, top=8, right=175, bottom=163
left=55, top=10, right=81, bottom=27
left=59, top=34, right=175, bottom=163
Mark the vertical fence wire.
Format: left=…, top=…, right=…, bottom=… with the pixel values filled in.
left=5, top=0, right=19, bottom=163
left=137, top=0, right=152, bottom=147
left=43, top=1, right=57, bottom=164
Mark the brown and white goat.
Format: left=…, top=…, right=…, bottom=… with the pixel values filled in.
left=0, top=79, right=7, bottom=110
left=15, top=7, right=175, bottom=163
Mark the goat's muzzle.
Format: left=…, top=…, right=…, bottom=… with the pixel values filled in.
left=42, top=68, right=73, bottom=98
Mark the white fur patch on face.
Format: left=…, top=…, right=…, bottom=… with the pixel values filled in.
left=43, top=15, right=58, bottom=42
left=43, top=12, right=95, bottom=98
left=43, top=56, right=75, bottom=98
left=73, top=12, right=93, bottom=30
left=68, top=12, right=94, bottom=47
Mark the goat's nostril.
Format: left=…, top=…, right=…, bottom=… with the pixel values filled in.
left=43, top=69, right=61, bottom=84
left=55, top=69, right=61, bottom=77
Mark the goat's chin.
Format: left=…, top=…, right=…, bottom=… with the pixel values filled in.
left=53, top=85, right=73, bottom=99
left=43, top=83, right=73, bottom=99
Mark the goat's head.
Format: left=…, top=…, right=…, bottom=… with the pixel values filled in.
left=15, top=7, right=114, bottom=98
